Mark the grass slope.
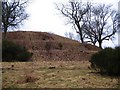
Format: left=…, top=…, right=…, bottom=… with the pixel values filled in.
left=6, top=31, right=100, bottom=61
left=2, top=61, right=118, bottom=88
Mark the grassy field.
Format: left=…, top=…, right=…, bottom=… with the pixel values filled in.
left=2, top=61, right=119, bottom=88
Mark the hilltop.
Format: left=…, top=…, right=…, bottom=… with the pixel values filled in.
left=6, top=31, right=100, bottom=61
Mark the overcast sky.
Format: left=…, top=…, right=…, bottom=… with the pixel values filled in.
left=20, top=0, right=119, bottom=48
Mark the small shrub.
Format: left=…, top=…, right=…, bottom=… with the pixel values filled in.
left=2, top=40, right=33, bottom=62
left=90, top=46, right=120, bottom=75
left=17, top=52, right=33, bottom=61
left=58, top=43, right=63, bottom=50
left=45, top=41, right=51, bottom=52
left=32, top=46, right=34, bottom=50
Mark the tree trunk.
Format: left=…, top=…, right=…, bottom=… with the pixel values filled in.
left=80, top=33, right=84, bottom=43
left=78, top=32, right=84, bottom=43
left=98, top=41, right=102, bottom=49
left=3, top=26, right=7, bottom=39
left=76, top=22, right=84, bottom=43
left=93, top=42, right=96, bottom=46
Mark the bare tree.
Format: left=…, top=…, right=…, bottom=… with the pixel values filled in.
left=65, top=32, right=74, bottom=40
left=2, top=0, right=29, bottom=39
left=113, top=13, right=120, bottom=32
left=83, top=4, right=117, bottom=48
left=82, top=3, right=98, bottom=45
left=56, top=0, right=90, bottom=43
left=57, top=1, right=117, bottom=48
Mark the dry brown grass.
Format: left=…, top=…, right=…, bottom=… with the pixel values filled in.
left=6, top=31, right=100, bottom=61
left=2, top=61, right=119, bottom=88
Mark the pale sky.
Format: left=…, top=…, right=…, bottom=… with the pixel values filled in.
left=19, top=0, right=119, bottom=48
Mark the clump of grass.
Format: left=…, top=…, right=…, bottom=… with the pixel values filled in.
left=117, top=78, right=120, bottom=89
left=17, top=74, right=38, bottom=84
left=25, top=74, right=38, bottom=83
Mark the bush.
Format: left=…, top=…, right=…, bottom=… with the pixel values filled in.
left=58, top=43, right=63, bottom=50
left=90, top=46, right=120, bottom=75
left=45, top=41, right=51, bottom=52
left=2, top=40, right=33, bottom=62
